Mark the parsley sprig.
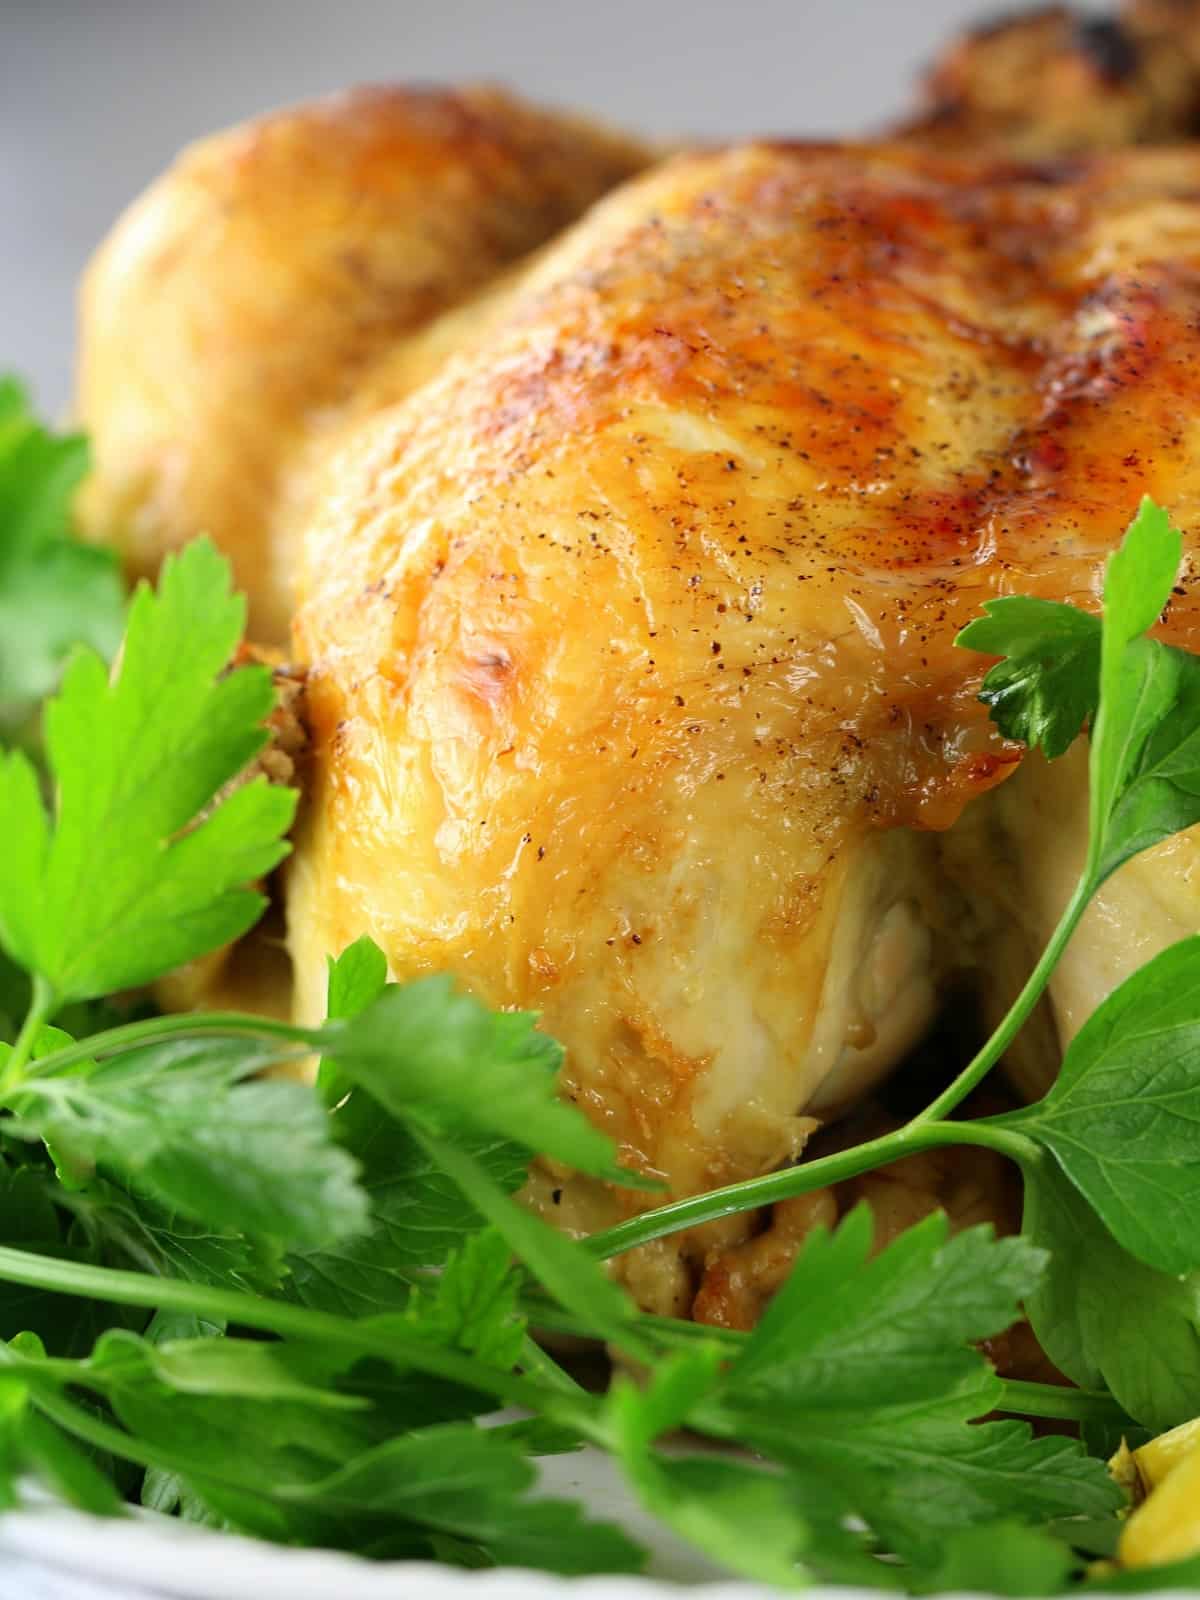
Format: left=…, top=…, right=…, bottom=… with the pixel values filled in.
left=2, top=382, right=1200, bottom=1589
left=0, top=380, right=123, bottom=738
left=0, top=536, right=295, bottom=1069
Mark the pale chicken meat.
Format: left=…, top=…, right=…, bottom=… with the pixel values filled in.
left=73, top=69, right=1200, bottom=1320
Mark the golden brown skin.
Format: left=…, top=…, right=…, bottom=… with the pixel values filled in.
left=287, top=141, right=1200, bottom=1312
left=899, top=2, right=1200, bottom=156
left=77, top=27, right=1200, bottom=654
left=76, top=86, right=648, bottom=642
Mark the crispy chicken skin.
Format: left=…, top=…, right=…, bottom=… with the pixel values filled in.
left=79, top=8, right=1200, bottom=653
left=899, top=2, right=1200, bottom=156
left=287, top=141, right=1200, bottom=1308
left=75, top=86, right=648, bottom=642
left=76, top=9, right=1200, bottom=648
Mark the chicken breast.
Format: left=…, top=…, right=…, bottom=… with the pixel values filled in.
left=80, top=5, right=1200, bottom=653
left=75, top=85, right=648, bottom=643
left=287, top=141, right=1200, bottom=1311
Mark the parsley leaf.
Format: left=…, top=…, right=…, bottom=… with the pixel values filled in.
left=0, top=1372, right=25, bottom=1510
left=88, top=1328, right=364, bottom=1411
left=292, top=1425, right=643, bottom=1574
left=306, top=938, right=648, bottom=1342
left=999, top=937, right=1200, bottom=1277
left=958, top=596, right=1101, bottom=759
left=605, top=1350, right=811, bottom=1590
left=287, top=939, right=532, bottom=1315
left=595, top=1211, right=1118, bottom=1588
left=416, top=1128, right=640, bottom=1351
left=17, top=1409, right=123, bottom=1518
left=335, top=1231, right=541, bottom=1433
left=285, top=1102, right=527, bottom=1315
left=734, top=1384, right=1120, bottom=1573
left=325, top=973, right=652, bottom=1187
left=708, top=1211, right=1119, bottom=1568
left=0, top=1161, right=145, bottom=1356
left=1089, top=630, right=1200, bottom=883
left=315, top=934, right=387, bottom=1107
left=67, top=1183, right=283, bottom=1297
left=729, top=1205, right=1046, bottom=1406
left=325, top=934, right=388, bottom=1025
left=280, top=1420, right=649, bottom=1568
left=914, top=1523, right=1078, bottom=1597
left=1019, top=1162, right=1200, bottom=1434
left=1, top=1030, right=367, bottom=1252
left=0, top=376, right=123, bottom=731
left=958, top=496, right=1200, bottom=892
left=0, top=538, right=295, bottom=1007
left=394, top=1229, right=526, bottom=1372
left=5, top=1327, right=642, bottom=1572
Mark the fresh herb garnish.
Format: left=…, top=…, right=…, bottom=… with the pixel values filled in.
left=0, top=537, right=295, bottom=1039
left=2, top=386, right=1200, bottom=1588
left=0, top=378, right=123, bottom=737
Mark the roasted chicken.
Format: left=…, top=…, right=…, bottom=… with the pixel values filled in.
left=73, top=11, right=1200, bottom=1319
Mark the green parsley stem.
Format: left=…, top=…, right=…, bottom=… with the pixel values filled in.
left=523, top=1297, right=744, bottom=1348
left=18, top=1010, right=313, bottom=1080
left=910, top=872, right=1094, bottom=1127
left=517, top=1334, right=589, bottom=1395
left=996, top=1379, right=1131, bottom=1427
left=0, top=974, right=55, bottom=1093
left=586, top=1120, right=1033, bottom=1260
left=0, top=1245, right=592, bottom=1430
left=26, top=1382, right=222, bottom=1481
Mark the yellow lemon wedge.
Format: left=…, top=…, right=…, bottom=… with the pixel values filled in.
left=1118, top=1420, right=1200, bottom=1567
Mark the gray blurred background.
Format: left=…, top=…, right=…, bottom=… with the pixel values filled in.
left=4, top=0, right=1026, bottom=414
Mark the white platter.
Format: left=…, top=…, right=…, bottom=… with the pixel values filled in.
left=0, top=1449, right=781, bottom=1600
left=0, top=1508, right=763, bottom=1600
left=6, top=1503, right=1200, bottom=1600
left=15, top=1435, right=1200, bottom=1600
